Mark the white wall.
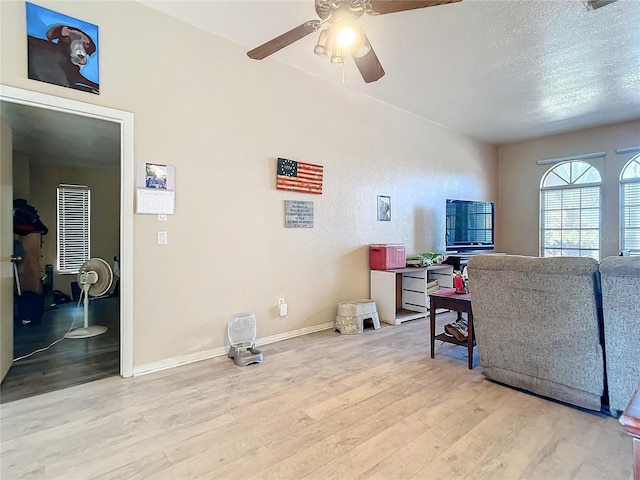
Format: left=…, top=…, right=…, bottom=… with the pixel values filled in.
left=497, top=120, right=640, bottom=258
left=12, top=152, right=29, bottom=200
left=0, top=1, right=497, bottom=368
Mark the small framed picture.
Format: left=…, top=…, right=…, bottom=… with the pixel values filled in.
left=145, top=163, right=168, bottom=190
left=377, top=195, right=391, bottom=221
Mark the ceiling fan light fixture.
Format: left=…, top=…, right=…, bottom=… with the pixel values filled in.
left=330, top=45, right=345, bottom=64
left=314, top=28, right=333, bottom=57
left=335, top=26, right=357, bottom=47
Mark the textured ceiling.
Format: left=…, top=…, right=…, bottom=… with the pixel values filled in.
left=2, top=0, right=638, bottom=170
left=142, top=0, right=640, bottom=145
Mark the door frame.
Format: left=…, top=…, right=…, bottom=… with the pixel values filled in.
left=1, top=116, right=14, bottom=382
left=0, top=84, right=134, bottom=377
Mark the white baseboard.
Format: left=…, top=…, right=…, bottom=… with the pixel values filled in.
left=255, top=321, right=334, bottom=348
left=132, top=321, right=335, bottom=376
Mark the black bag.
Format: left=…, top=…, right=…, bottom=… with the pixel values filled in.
left=13, top=199, right=48, bottom=236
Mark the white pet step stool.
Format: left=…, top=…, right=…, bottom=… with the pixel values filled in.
left=335, top=299, right=380, bottom=335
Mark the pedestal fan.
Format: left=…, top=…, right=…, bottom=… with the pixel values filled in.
left=65, top=258, right=112, bottom=339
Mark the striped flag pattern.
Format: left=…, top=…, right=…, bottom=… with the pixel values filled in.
left=276, top=158, right=323, bottom=195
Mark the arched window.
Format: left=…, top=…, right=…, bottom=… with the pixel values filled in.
left=540, top=161, right=602, bottom=259
left=620, top=155, right=640, bottom=255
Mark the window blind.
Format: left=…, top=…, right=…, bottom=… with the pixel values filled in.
left=57, top=185, right=90, bottom=274
left=622, top=182, right=640, bottom=254
left=541, top=186, right=601, bottom=259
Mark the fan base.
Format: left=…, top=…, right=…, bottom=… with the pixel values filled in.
left=65, top=326, right=108, bottom=339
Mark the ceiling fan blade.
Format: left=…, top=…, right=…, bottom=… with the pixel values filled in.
left=352, top=44, right=385, bottom=83
left=247, top=21, right=320, bottom=60
left=366, top=0, right=462, bottom=15
left=587, top=0, right=618, bottom=9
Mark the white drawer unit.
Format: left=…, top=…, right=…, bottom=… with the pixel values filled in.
left=402, top=270, right=428, bottom=312
left=370, top=264, right=454, bottom=325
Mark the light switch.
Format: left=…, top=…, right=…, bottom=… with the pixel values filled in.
left=158, top=214, right=168, bottom=222
left=157, top=231, right=168, bottom=245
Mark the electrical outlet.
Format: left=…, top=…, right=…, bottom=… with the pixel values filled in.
left=278, top=297, right=285, bottom=305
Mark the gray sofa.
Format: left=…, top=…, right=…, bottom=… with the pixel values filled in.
left=467, top=254, right=640, bottom=415
left=600, top=256, right=640, bottom=415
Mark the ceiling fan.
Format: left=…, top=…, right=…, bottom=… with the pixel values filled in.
left=587, top=0, right=618, bottom=9
left=247, top=0, right=462, bottom=83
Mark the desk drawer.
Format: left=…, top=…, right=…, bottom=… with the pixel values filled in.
left=403, top=269, right=425, bottom=280
left=403, top=276, right=425, bottom=292
left=402, top=290, right=428, bottom=310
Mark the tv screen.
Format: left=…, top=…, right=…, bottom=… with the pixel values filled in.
left=446, top=199, right=495, bottom=252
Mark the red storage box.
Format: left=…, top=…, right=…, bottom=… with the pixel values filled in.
left=370, top=244, right=406, bottom=270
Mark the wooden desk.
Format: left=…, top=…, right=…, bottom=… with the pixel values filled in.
left=429, top=288, right=475, bottom=370
left=620, top=384, right=640, bottom=480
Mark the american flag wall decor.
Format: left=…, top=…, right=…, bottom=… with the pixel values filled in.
left=276, top=158, right=324, bottom=195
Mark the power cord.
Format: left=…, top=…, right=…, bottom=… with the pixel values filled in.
left=12, top=292, right=84, bottom=362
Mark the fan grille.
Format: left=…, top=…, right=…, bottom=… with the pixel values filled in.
left=78, top=258, right=113, bottom=297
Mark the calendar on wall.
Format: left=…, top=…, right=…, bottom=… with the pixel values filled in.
left=135, top=163, right=175, bottom=214
left=136, top=188, right=175, bottom=214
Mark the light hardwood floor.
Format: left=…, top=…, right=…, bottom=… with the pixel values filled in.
left=0, top=313, right=633, bottom=480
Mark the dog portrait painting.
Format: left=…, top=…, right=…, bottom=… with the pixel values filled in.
left=26, top=2, right=100, bottom=94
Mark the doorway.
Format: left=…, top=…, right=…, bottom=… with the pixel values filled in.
left=0, top=85, right=133, bottom=401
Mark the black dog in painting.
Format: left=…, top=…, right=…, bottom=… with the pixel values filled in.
left=28, top=25, right=99, bottom=94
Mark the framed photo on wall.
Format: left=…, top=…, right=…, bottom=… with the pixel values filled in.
left=377, top=195, right=391, bottom=221
left=26, top=2, right=100, bottom=94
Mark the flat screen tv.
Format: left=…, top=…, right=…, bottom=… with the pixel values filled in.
left=446, top=199, right=495, bottom=252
